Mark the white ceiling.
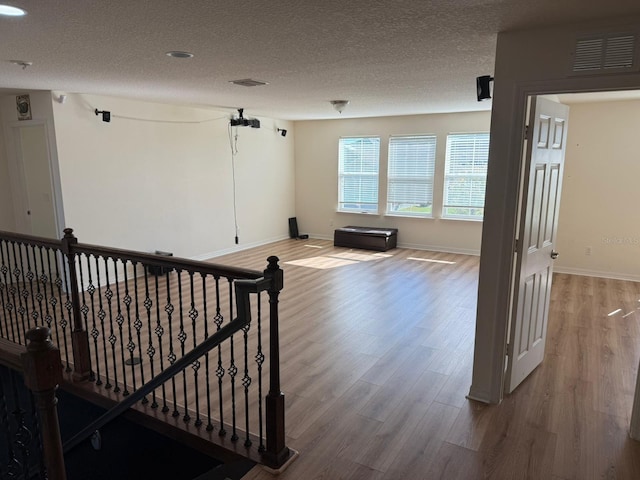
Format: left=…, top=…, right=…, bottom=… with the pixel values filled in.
left=2, top=1, right=640, bottom=120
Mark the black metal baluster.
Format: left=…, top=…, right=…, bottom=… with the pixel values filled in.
left=202, top=275, right=214, bottom=431
left=214, top=276, right=225, bottom=436
left=114, top=261, right=129, bottom=396
left=19, top=243, right=36, bottom=333
left=0, top=241, right=9, bottom=340
left=256, top=293, right=265, bottom=452
left=228, top=278, right=238, bottom=442
left=165, top=270, right=179, bottom=417
left=83, top=254, right=101, bottom=384
left=242, top=312, right=252, bottom=447
left=25, top=245, right=40, bottom=330
left=143, top=269, right=156, bottom=407
left=39, top=247, right=58, bottom=349
left=188, top=272, right=201, bottom=426
left=95, top=255, right=112, bottom=389
left=2, top=241, right=19, bottom=343
left=11, top=241, right=28, bottom=343
left=132, top=263, right=147, bottom=404
left=58, top=253, right=74, bottom=373
left=122, top=264, right=137, bottom=393
left=104, top=257, right=120, bottom=393
left=47, top=252, right=64, bottom=352
left=154, top=273, right=168, bottom=412
left=177, top=270, right=190, bottom=422
left=0, top=275, right=5, bottom=340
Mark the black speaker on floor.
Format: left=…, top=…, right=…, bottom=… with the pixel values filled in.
left=288, top=217, right=299, bottom=239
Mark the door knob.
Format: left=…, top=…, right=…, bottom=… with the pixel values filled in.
left=551, top=250, right=559, bottom=259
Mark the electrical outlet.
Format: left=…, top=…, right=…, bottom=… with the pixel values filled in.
left=585, top=246, right=592, bottom=256
left=329, top=219, right=334, bottom=227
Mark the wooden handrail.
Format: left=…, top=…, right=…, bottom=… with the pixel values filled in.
left=0, top=337, right=24, bottom=371
left=0, top=229, right=62, bottom=250
left=0, top=227, right=263, bottom=280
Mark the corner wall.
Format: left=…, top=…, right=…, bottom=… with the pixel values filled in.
left=294, top=111, right=490, bottom=254
left=555, top=99, right=640, bottom=281
left=52, top=94, right=295, bottom=259
left=0, top=112, right=15, bottom=231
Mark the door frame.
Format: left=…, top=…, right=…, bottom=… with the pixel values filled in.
left=3, top=117, right=65, bottom=237
left=470, top=76, right=640, bottom=409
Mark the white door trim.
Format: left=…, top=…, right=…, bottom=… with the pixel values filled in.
left=471, top=77, right=640, bottom=405
left=5, top=116, right=65, bottom=238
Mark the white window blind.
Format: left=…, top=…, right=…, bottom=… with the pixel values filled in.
left=386, top=135, right=436, bottom=217
left=444, top=133, right=490, bottom=219
left=338, top=137, right=380, bottom=213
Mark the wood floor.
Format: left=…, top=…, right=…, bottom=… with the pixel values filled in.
left=206, top=239, right=640, bottom=480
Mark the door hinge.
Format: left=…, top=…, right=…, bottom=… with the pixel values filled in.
left=524, top=125, right=531, bottom=140
left=515, top=238, right=519, bottom=251
left=506, top=342, right=511, bottom=356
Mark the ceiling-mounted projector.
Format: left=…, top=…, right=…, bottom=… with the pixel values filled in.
left=230, top=108, right=261, bottom=128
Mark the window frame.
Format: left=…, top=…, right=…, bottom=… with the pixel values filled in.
left=385, top=134, right=437, bottom=218
left=442, top=132, right=490, bottom=221
left=337, top=136, right=381, bottom=214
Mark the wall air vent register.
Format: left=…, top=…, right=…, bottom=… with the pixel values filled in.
left=572, top=33, right=638, bottom=74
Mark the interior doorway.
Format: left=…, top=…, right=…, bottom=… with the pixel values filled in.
left=503, top=88, right=640, bottom=438
left=11, top=122, right=59, bottom=238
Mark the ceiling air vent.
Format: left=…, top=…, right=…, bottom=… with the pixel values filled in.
left=229, top=78, right=269, bottom=87
left=572, top=33, right=637, bottom=74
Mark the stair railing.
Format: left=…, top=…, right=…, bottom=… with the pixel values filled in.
left=0, top=228, right=291, bottom=470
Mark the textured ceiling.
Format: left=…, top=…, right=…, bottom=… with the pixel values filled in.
left=2, top=1, right=640, bottom=120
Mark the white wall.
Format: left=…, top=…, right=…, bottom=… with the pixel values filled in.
left=294, top=111, right=491, bottom=254
left=555, top=100, right=640, bottom=281
left=52, top=94, right=295, bottom=259
left=0, top=118, right=15, bottom=231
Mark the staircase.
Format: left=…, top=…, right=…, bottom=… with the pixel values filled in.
left=0, top=228, right=292, bottom=479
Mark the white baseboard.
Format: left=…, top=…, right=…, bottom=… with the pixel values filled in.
left=308, top=233, right=480, bottom=256
left=190, top=234, right=290, bottom=261
left=466, top=385, right=494, bottom=404
left=397, top=242, right=480, bottom=256
left=309, top=233, right=332, bottom=241
left=553, top=266, right=640, bottom=283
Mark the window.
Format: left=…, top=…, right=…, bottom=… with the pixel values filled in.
left=386, top=135, right=436, bottom=217
left=338, top=137, right=380, bottom=213
left=443, top=133, right=490, bottom=219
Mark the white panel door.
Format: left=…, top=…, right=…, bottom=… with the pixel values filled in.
left=15, top=124, right=58, bottom=238
left=505, top=96, right=569, bottom=393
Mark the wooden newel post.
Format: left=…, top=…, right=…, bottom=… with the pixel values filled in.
left=61, top=228, right=91, bottom=381
left=21, top=327, right=67, bottom=480
left=262, top=256, right=290, bottom=469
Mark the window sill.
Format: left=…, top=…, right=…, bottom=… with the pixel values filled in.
left=336, top=210, right=380, bottom=216
left=384, top=213, right=433, bottom=219
left=441, top=216, right=484, bottom=223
